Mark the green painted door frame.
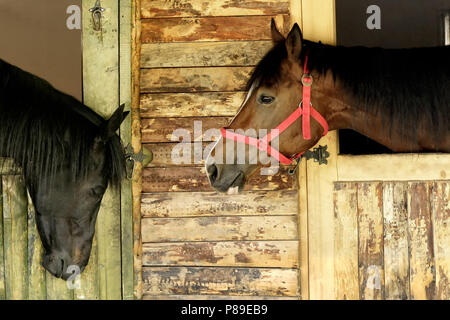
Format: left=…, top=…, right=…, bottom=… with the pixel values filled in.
left=82, top=0, right=133, bottom=300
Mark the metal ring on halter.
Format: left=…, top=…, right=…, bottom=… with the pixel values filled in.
left=288, top=156, right=303, bottom=175
left=299, top=101, right=313, bottom=108
left=301, top=74, right=313, bottom=87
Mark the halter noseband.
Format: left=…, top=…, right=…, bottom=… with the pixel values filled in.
left=221, top=55, right=329, bottom=165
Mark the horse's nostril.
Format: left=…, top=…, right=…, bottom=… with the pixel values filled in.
left=207, top=164, right=218, bottom=183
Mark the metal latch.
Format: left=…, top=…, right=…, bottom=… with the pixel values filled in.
left=124, top=144, right=153, bottom=180
left=89, top=0, right=105, bottom=31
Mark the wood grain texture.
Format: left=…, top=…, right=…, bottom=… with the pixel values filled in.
left=142, top=167, right=296, bottom=192
left=297, top=159, right=309, bottom=300
left=140, top=67, right=252, bottom=93
left=144, top=294, right=298, bottom=300
left=132, top=0, right=144, bottom=300
left=337, top=154, right=450, bottom=182
left=431, top=182, right=449, bottom=300
left=142, top=267, right=298, bottom=297
left=300, top=1, right=337, bottom=299
left=120, top=0, right=135, bottom=300
left=383, top=182, right=410, bottom=300
left=141, top=0, right=290, bottom=18
left=143, top=142, right=207, bottom=167
left=82, top=0, right=122, bottom=300
left=143, top=241, right=298, bottom=268
left=408, top=182, right=436, bottom=300
left=141, top=16, right=289, bottom=42
left=141, top=190, right=298, bottom=218
left=45, top=274, right=73, bottom=300
left=140, top=92, right=245, bottom=118
left=357, top=182, right=385, bottom=300
left=2, top=175, right=28, bottom=300
left=0, top=180, right=4, bottom=299
left=141, top=117, right=231, bottom=143
left=75, top=234, right=99, bottom=300
left=27, top=192, right=46, bottom=300
left=141, top=41, right=272, bottom=68
left=333, top=182, right=359, bottom=300
left=142, top=215, right=298, bottom=242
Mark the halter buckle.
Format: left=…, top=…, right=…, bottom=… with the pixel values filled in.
left=301, top=74, right=313, bottom=87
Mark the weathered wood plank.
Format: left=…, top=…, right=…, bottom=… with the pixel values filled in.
left=383, top=182, right=410, bottom=300
left=140, top=67, right=252, bottom=93
left=132, top=0, right=144, bottom=300
left=2, top=175, right=28, bottom=300
left=297, top=159, right=309, bottom=299
left=141, top=190, right=298, bottom=218
left=141, top=41, right=272, bottom=68
left=97, top=190, right=122, bottom=300
left=141, top=117, right=231, bottom=143
left=145, top=142, right=299, bottom=168
left=27, top=192, right=46, bottom=300
left=45, top=274, right=73, bottom=300
left=408, top=182, right=437, bottom=300
left=333, top=182, right=359, bottom=300
left=140, top=92, right=245, bottom=117
left=120, top=0, right=134, bottom=301
left=82, top=0, right=122, bottom=300
left=75, top=233, right=99, bottom=300
left=142, top=216, right=298, bottom=242
left=142, top=267, right=298, bottom=297
left=408, top=182, right=436, bottom=300
left=143, top=241, right=298, bottom=268
left=144, top=294, right=298, bottom=300
left=431, top=182, right=449, bottom=300
left=143, top=142, right=206, bottom=167
left=357, top=182, right=385, bottom=300
left=141, top=0, right=290, bottom=18
left=301, top=0, right=337, bottom=300
left=142, top=167, right=296, bottom=192
left=0, top=180, right=4, bottom=300
left=337, top=154, right=450, bottom=182
left=141, top=16, right=289, bottom=43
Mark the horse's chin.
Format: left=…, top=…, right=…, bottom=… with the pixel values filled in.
left=212, top=171, right=245, bottom=194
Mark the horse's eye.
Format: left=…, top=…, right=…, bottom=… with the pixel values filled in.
left=258, top=95, right=275, bottom=105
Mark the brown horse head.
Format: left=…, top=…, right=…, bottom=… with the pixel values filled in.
left=206, top=20, right=450, bottom=193
left=205, top=21, right=328, bottom=193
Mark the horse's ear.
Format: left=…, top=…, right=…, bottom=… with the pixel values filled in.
left=271, top=18, right=284, bottom=43
left=100, top=104, right=129, bottom=141
left=285, top=23, right=303, bottom=61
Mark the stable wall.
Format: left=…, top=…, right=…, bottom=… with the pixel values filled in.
left=137, top=0, right=302, bottom=299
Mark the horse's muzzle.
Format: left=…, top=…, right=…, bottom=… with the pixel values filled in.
left=42, top=252, right=85, bottom=281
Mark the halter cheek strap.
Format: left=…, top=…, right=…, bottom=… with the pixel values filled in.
left=221, top=55, right=329, bottom=165
left=301, top=55, right=312, bottom=139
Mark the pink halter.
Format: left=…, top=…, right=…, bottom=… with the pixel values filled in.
left=221, top=55, right=329, bottom=165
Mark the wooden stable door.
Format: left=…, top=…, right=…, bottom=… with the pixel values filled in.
left=296, top=0, right=450, bottom=300
left=81, top=0, right=134, bottom=300
left=0, top=1, right=134, bottom=300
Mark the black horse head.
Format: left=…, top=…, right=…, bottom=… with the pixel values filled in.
left=31, top=105, right=128, bottom=280
left=0, top=59, right=128, bottom=280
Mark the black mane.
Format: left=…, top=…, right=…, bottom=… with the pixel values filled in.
left=248, top=40, right=450, bottom=145
left=0, top=59, right=126, bottom=190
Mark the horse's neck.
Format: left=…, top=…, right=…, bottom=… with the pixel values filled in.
left=316, top=79, right=437, bottom=152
